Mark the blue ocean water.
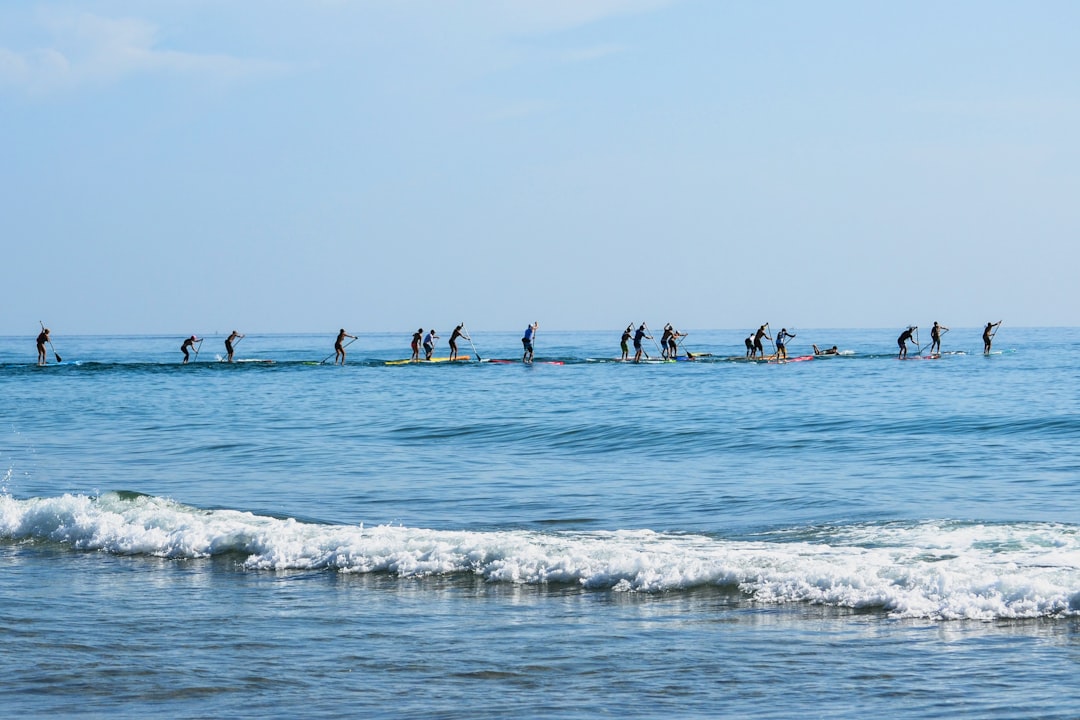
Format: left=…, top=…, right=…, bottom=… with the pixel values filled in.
left=2, top=328, right=1079, bottom=718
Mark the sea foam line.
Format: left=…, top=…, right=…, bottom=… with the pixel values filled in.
left=2, top=492, right=1079, bottom=620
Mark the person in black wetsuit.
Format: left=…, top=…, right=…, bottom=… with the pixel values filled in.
left=181, top=335, right=202, bottom=364
left=897, top=326, right=916, bottom=359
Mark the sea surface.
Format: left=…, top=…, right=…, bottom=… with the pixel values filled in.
left=2, top=327, right=1078, bottom=718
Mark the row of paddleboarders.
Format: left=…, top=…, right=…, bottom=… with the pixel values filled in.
left=896, top=321, right=1002, bottom=359
left=400, top=323, right=540, bottom=365
left=32, top=320, right=1005, bottom=366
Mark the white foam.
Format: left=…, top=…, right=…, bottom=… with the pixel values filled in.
left=2, top=493, right=1078, bottom=620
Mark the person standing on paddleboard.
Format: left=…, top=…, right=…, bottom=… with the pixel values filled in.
left=334, top=329, right=356, bottom=365
left=620, top=325, right=633, bottom=361
left=897, top=326, right=916, bottom=359
left=667, top=326, right=685, bottom=359
left=753, top=325, right=771, bottom=359
left=522, top=322, right=538, bottom=364
left=422, top=329, right=438, bottom=361
left=929, top=321, right=949, bottom=355
left=745, top=333, right=755, bottom=358
left=225, top=330, right=245, bottom=363
left=36, top=327, right=50, bottom=366
left=449, top=324, right=469, bottom=361
left=411, top=328, right=423, bottom=362
left=660, top=324, right=674, bottom=359
left=633, top=323, right=651, bottom=363
left=181, top=335, right=202, bottom=364
left=776, top=328, right=796, bottom=359
left=983, top=321, right=1002, bottom=354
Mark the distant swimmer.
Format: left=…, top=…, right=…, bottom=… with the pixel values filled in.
left=753, top=325, right=771, bottom=359
left=745, top=333, right=755, bottom=358
left=620, top=325, right=633, bottom=361
left=423, top=329, right=439, bottom=361
left=633, top=323, right=651, bottom=363
left=897, top=326, right=917, bottom=359
left=522, top=322, right=538, bottom=364
left=449, top=323, right=470, bottom=361
left=929, top=321, right=949, bottom=355
left=775, top=328, right=796, bottom=359
left=225, top=331, right=245, bottom=363
left=813, top=344, right=839, bottom=356
left=983, top=321, right=1002, bottom=354
left=335, top=329, right=357, bottom=365
left=411, top=328, right=423, bottom=362
left=36, top=327, right=50, bottom=366
left=181, top=335, right=202, bottom=364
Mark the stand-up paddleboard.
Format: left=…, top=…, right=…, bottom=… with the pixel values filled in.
left=385, top=356, right=471, bottom=366
left=769, top=355, right=814, bottom=364
left=486, top=359, right=565, bottom=365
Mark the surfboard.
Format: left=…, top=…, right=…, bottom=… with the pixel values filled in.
left=385, top=356, right=471, bottom=366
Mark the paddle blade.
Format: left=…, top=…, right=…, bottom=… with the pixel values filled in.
left=54, top=352, right=62, bottom=363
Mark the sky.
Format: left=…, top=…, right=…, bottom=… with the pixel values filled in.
left=2, top=0, right=1078, bottom=335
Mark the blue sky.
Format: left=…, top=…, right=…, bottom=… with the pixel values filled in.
left=3, top=1, right=1078, bottom=335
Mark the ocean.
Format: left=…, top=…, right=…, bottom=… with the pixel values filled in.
left=2, top=327, right=1078, bottom=718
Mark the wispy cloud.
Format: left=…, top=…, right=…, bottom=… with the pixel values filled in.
left=0, top=11, right=283, bottom=95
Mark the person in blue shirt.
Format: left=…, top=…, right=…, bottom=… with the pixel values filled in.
left=633, top=323, right=651, bottom=363
left=522, top=322, right=538, bottom=364
left=775, top=328, right=795, bottom=359
left=422, top=329, right=438, bottom=360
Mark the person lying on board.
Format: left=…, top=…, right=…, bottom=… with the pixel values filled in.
left=813, top=344, right=839, bottom=356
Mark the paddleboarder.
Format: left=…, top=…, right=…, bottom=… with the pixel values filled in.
left=449, top=324, right=470, bottom=362
left=776, top=328, right=796, bottom=359
left=897, top=326, right=917, bottom=359
left=667, top=326, right=685, bottom=359
left=633, top=323, right=651, bottom=363
left=422, top=329, right=438, bottom=361
left=620, top=325, right=633, bottom=361
left=813, top=344, right=839, bottom=356
left=36, top=327, right=50, bottom=366
left=225, top=330, right=245, bottom=363
left=661, top=324, right=674, bottom=359
left=411, top=328, right=423, bottom=361
left=181, top=335, right=202, bottom=364
left=983, top=321, right=1002, bottom=354
left=929, top=322, right=949, bottom=355
left=745, top=333, right=755, bottom=358
left=522, top=322, right=538, bottom=364
left=753, top=325, right=771, bottom=359
left=334, top=329, right=356, bottom=365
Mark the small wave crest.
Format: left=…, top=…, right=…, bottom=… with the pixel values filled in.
left=2, top=493, right=1078, bottom=620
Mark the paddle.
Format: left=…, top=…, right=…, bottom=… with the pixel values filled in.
left=193, top=338, right=203, bottom=362
left=39, top=321, right=61, bottom=362
left=990, top=320, right=1003, bottom=341
left=462, top=323, right=481, bottom=362
left=643, top=322, right=664, bottom=359
left=765, top=322, right=776, bottom=358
